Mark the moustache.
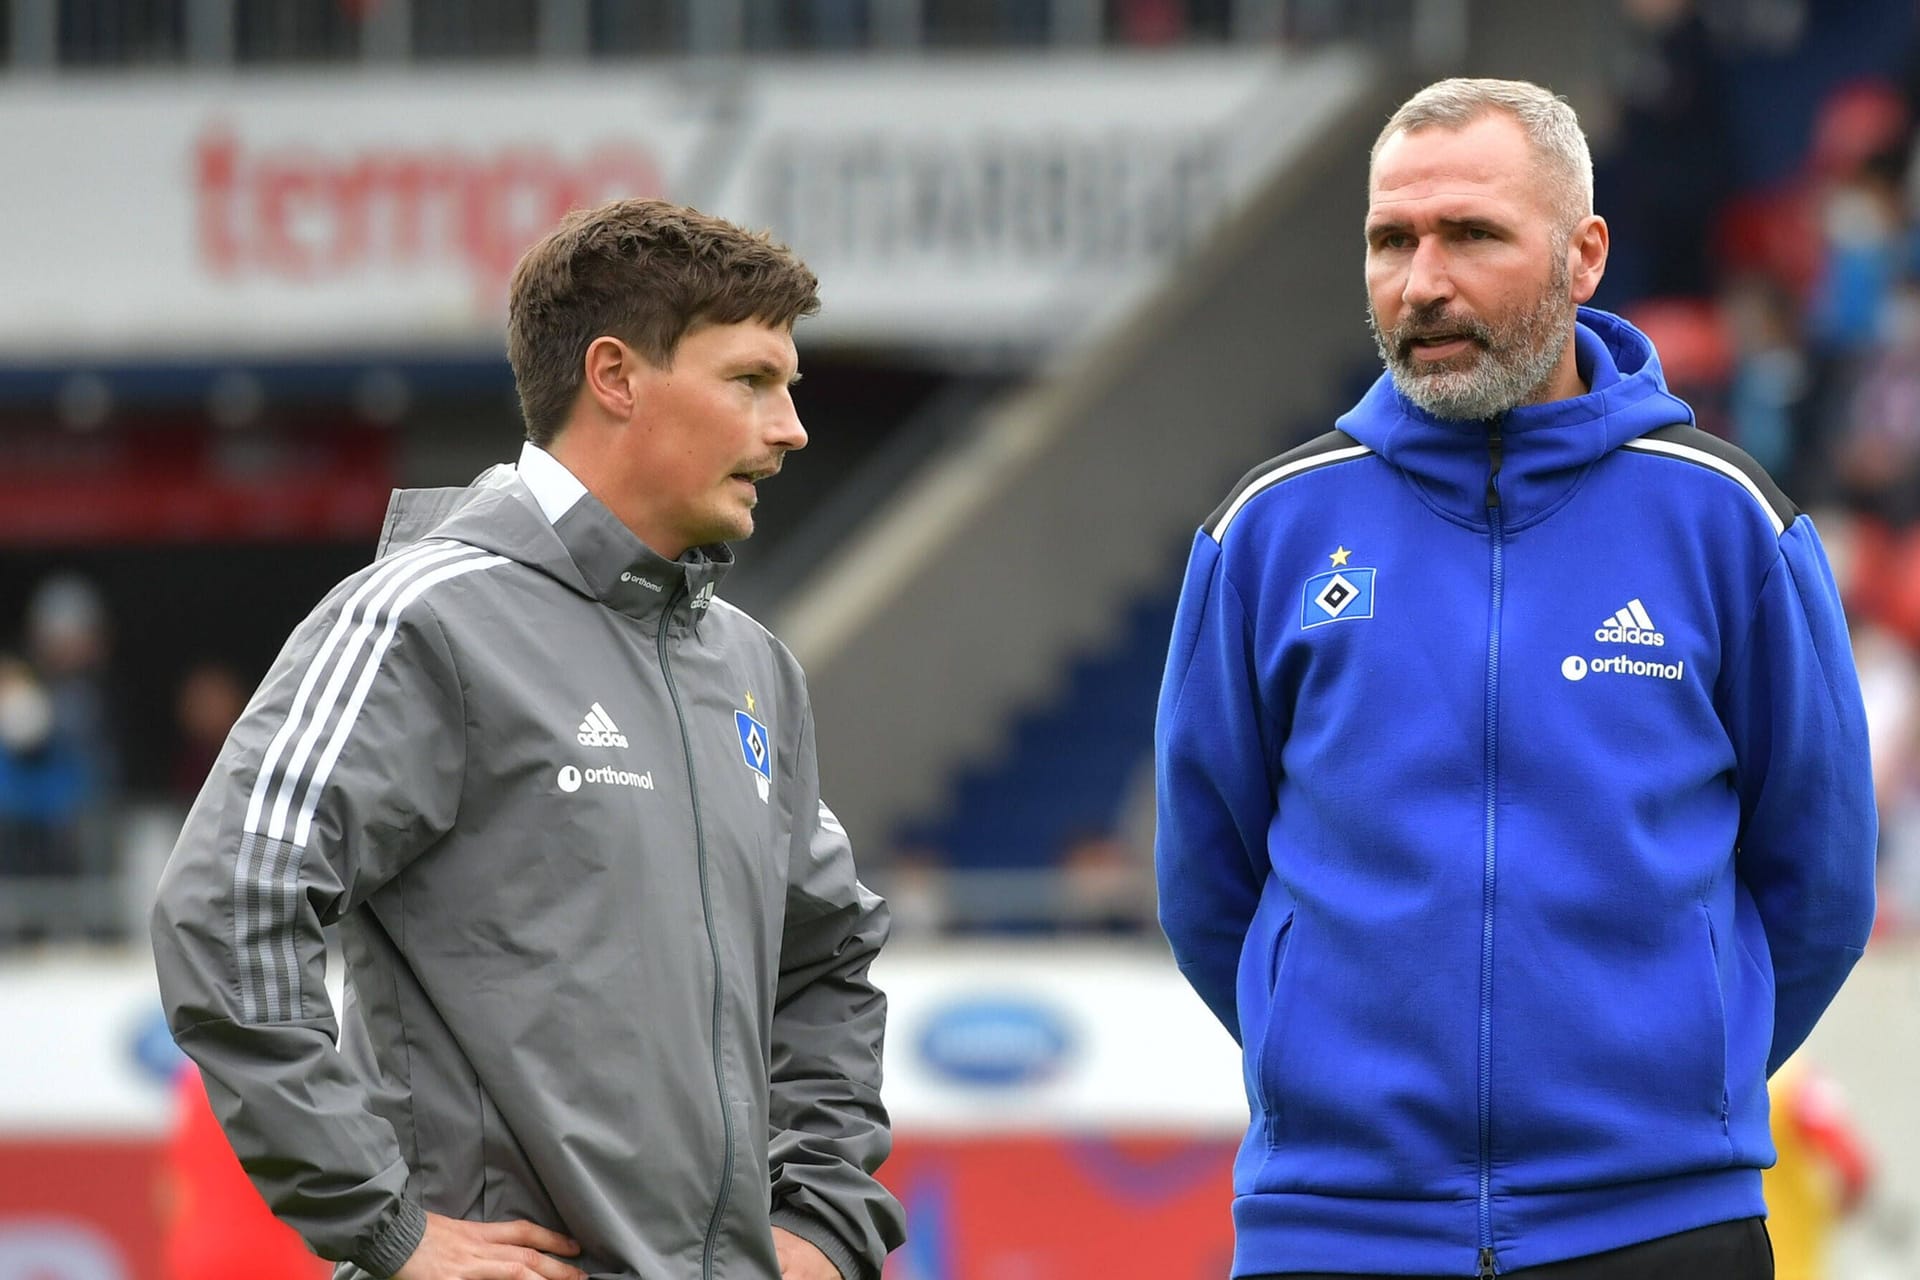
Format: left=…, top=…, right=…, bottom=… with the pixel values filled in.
left=1392, top=308, right=1494, bottom=360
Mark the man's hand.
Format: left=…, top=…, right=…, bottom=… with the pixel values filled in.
left=772, top=1226, right=843, bottom=1280
left=392, top=1212, right=585, bottom=1280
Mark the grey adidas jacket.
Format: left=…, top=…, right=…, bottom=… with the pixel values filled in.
left=151, top=464, right=905, bottom=1280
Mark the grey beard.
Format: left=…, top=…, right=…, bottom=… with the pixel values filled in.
left=1370, top=261, right=1576, bottom=422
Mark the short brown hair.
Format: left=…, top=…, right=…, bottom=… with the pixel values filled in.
left=507, top=198, right=821, bottom=445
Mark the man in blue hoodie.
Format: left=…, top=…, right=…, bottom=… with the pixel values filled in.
left=1155, top=78, right=1876, bottom=1279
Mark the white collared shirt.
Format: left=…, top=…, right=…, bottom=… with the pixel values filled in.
left=516, top=441, right=588, bottom=526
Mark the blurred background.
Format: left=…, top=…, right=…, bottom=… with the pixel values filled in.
left=2, top=0, right=1919, bottom=1277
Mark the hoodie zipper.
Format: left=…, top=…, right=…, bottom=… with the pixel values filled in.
left=1478, top=423, right=1505, bottom=1277
left=657, top=588, right=736, bottom=1280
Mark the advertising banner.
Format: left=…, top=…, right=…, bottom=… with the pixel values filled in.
left=0, top=77, right=706, bottom=359
left=0, top=51, right=1364, bottom=359
left=0, top=947, right=1244, bottom=1276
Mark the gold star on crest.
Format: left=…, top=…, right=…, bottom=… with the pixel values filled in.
left=745, top=691, right=756, bottom=713
left=1330, top=546, right=1352, bottom=567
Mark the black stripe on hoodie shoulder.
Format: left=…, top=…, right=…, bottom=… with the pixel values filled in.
left=1205, top=430, right=1372, bottom=542
left=1621, top=424, right=1798, bottom=534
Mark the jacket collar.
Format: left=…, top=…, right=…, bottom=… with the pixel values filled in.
left=548, top=490, right=733, bottom=627
left=379, top=462, right=732, bottom=628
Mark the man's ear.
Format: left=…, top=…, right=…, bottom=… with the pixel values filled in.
left=581, top=335, right=638, bottom=421
left=1569, top=214, right=1610, bottom=306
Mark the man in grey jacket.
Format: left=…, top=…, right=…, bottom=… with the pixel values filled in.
left=151, top=199, right=905, bottom=1280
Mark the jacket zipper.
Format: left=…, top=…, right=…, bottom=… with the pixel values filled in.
left=657, top=591, right=736, bottom=1280
left=1479, top=424, right=1504, bottom=1278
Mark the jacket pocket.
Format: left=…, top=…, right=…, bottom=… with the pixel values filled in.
left=1248, top=910, right=1297, bottom=1142
left=1701, top=905, right=1731, bottom=1132
left=1492, top=902, right=1739, bottom=1191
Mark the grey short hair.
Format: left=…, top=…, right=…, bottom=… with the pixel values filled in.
left=1371, top=78, right=1593, bottom=236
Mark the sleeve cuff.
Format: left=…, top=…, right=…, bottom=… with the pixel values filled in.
left=769, top=1207, right=868, bottom=1280
left=353, top=1198, right=428, bottom=1278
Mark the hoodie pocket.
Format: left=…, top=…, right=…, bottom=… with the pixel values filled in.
left=1249, top=910, right=1297, bottom=1140
left=1701, top=905, right=1731, bottom=1132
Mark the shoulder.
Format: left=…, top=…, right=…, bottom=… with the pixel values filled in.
left=1205, top=430, right=1375, bottom=544
left=338, top=539, right=514, bottom=601
left=1615, top=425, right=1797, bottom=538
left=296, top=539, right=514, bottom=657
left=709, top=595, right=779, bottom=650
left=710, top=597, right=808, bottom=681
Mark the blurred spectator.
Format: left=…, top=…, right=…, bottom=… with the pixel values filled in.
left=1722, top=274, right=1812, bottom=481
left=1600, top=0, right=1737, bottom=300
left=884, top=847, right=955, bottom=939
left=804, top=0, right=866, bottom=49
left=1805, top=81, right=1911, bottom=357
left=24, top=573, right=118, bottom=883
left=924, top=0, right=1048, bottom=45
left=1624, top=296, right=1733, bottom=438
left=1879, top=732, right=1920, bottom=937
left=1115, top=0, right=1184, bottom=46
left=25, top=574, right=114, bottom=781
left=172, top=662, right=247, bottom=801
left=1853, top=619, right=1920, bottom=933
left=0, top=655, right=92, bottom=946
left=1057, top=828, right=1154, bottom=934
left=1764, top=1055, right=1875, bottom=1280
left=1842, top=517, right=1920, bottom=652
left=1834, top=282, right=1920, bottom=522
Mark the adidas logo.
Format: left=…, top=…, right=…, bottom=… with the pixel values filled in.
left=1593, top=598, right=1665, bottom=647
left=576, top=702, right=629, bottom=748
left=690, top=582, right=716, bottom=611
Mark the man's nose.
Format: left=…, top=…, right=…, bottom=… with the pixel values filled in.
left=1402, top=238, right=1455, bottom=310
left=769, top=392, right=807, bottom=452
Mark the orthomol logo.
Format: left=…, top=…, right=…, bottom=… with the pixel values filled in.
left=557, top=765, right=654, bottom=793
left=1563, top=654, right=1685, bottom=682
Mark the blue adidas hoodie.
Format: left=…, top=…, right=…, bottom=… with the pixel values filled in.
left=1155, top=309, right=1877, bottom=1277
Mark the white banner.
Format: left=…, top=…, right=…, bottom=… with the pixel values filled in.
left=711, top=52, right=1367, bottom=348
left=872, top=942, right=1248, bottom=1134
left=0, top=943, right=1245, bottom=1137
left=0, top=51, right=1365, bottom=359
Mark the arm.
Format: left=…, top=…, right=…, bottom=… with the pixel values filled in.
left=151, top=557, right=477, bottom=1276
left=765, top=705, right=906, bottom=1280
left=1718, top=516, right=1878, bottom=1074
left=1154, top=531, right=1281, bottom=1043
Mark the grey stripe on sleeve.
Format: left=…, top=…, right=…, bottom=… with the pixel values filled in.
left=291, top=553, right=506, bottom=847
left=243, top=541, right=465, bottom=836
left=265, top=545, right=484, bottom=843
left=231, top=548, right=507, bottom=1024
left=234, top=829, right=273, bottom=1023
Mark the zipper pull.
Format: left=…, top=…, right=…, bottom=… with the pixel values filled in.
left=1477, top=1246, right=1497, bottom=1278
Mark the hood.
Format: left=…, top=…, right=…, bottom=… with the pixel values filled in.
left=1334, top=307, right=1693, bottom=530
left=375, top=464, right=732, bottom=626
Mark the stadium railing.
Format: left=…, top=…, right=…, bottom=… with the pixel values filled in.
left=3, top=0, right=1439, bottom=68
